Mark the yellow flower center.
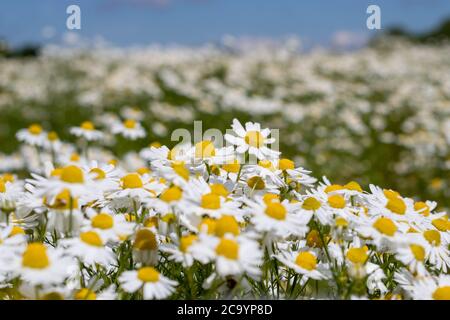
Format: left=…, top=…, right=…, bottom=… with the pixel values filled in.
left=210, top=184, right=229, bottom=197
left=160, top=186, right=182, bottom=202
left=47, top=131, right=59, bottom=141
left=263, top=193, right=280, bottom=204
left=386, top=197, right=406, bottom=215
left=222, top=159, right=240, bottom=173
left=324, top=184, right=344, bottom=193
left=383, top=189, right=401, bottom=199
left=60, top=165, right=84, bottom=183
left=306, top=230, right=323, bottom=248
left=199, top=218, right=216, bottom=235
left=10, top=226, right=25, bottom=237
left=328, top=194, right=346, bottom=209
left=373, top=217, right=397, bottom=236
left=121, top=173, right=143, bottom=189
left=414, top=201, right=430, bottom=216
left=410, top=244, right=425, bottom=261
left=133, top=229, right=157, bottom=250
left=195, top=140, right=216, bottom=158
left=180, top=235, right=198, bottom=253
left=247, top=176, right=265, bottom=190
left=144, top=216, right=159, bottom=228
left=91, top=214, right=114, bottom=229
left=215, top=238, right=239, bottom=260
left=201, top=193, right=221, bottom=210
left=423, top=230, right=441, bottom=246
left=302, top=197, right=321, bottom=211
left=258, top=160, right=274, bottom=170
left=279, top=158, right=295, bottom=170
left=265, top=202, right=287, bottom=220
left=124, top=119, right=136, bottom=129
left=80, top=231, right=103, bottom=247
left=75, top=288, right=97, bottom=300
left=335, top=217, right=348, bottom=227
left=171, top=162, right=190, bottom=181
left=81, top=121, right=95, bottom=131
left=137, top=167, right=151, bottom=175
left=215, top=215, right=240, bottom=237
left=48, top=189, right=78, bottom=210
left=22, top=243, right=50, bottom=269
left=432, top=286, right=450, bottom=300
left=432, top=218, right=450, bottom=232
left=137, top=267, right=160, bottom=283
left=89, top=168, right=106, bottom=180
left=344, top=181, right=363, bottom=192
left=244, top=131, right=264, bottom=148
left=0, top=180, right=5, bottom=193
left=295, top=252, right=317, bottom=271
left=70, top=153, right=80, bottom=162
left=28, top=124, right=43, bottom=135
left=346, top=247, right=369, bottom=264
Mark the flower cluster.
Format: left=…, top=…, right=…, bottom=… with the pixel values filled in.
left=0, top=118, right=448, bottom=300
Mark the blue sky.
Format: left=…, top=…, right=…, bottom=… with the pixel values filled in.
left=1, top=0, right=450, bottom=47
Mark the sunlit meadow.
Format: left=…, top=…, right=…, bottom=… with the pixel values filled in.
left=0, top=38, right=449, bottom=300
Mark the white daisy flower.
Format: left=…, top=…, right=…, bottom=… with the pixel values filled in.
left=119, top=267, right=177, bottom=299
left=224, top=119, right=280, bottom=160
left=70, top=121, right=104, bottom=141
left=112, top=119, right=146, bottom=140
left=16, top=124, right=47, bottom=147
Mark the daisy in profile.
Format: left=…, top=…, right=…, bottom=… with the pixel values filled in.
left=10, top=242, right=74, bottom=286
left=244, top=196, right=311, bottom=238
left=108, top=172, right=165, bottom=205
left=70, top=121, right=104, bottom=142
left=275, top=246, right=329, bottom=280
left=119, top=266, right=177, bottom=299
left=28, top=164, right=95, bottom=200
left=16, top=124, right=47, bottom=147
left=410, top=275, right=450, bottom=300
left=60, top=230, right=116, bottom=268
left=0, top=176, right=23, bottom=214
left=112, top=119, right=146, bottom=140
left=224, top=119, right=280, bottom=160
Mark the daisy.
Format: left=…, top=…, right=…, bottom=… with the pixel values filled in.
left=60, top=230, right=116, bottom=268
left=244, top=196, right=311, bottom=238
left=70, top=121, right=104, bottom=141
left=395, top=234, right=429, bottom=275
left=112, top=119, right=146, bottom=140
left=275, top=247, right=329, bottom=280
left=28, top=164, right=95, bottom=200
left=182, top=177, right=244, bottom=219
left=82, top=209, right=135, bottom=242
left=357, top=216, right=402, bottom=250
left=191, top=234, right=263, bottom=279
left=108, top=172, right=165, bottom=205
left=16, top=124, right=47, bottom=147
left=119, top=267, right=177, bottom=299
left=160, top=233, right=199, bottom=267
left=224, top=119, right=280, bottom=160
left=10, top=242, right=74, bottom=286
left=410, top=275, right=450, bottom=300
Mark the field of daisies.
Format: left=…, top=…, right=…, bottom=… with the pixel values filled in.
left=0, top=38, right=449, bottom=300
